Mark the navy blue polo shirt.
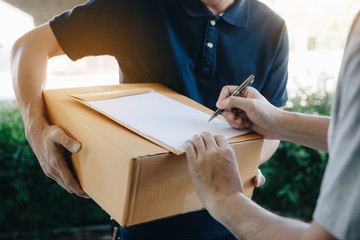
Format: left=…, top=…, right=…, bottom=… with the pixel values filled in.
left=50, top=0, right=288, bottom=239
left=50, top=0, right=288, bottom=110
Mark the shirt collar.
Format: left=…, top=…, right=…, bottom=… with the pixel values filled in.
left=178, top=0, right=249, bottom=28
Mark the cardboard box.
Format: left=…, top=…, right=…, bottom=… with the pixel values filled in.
left=43, top=83, right=263, bottom=226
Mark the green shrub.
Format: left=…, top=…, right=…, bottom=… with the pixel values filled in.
left=252, top=87, right=333, bottom=221
left=0, top=101, right=108, bottom=238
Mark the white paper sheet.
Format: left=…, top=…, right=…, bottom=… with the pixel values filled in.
left=86, top=91, right=249, bottom=153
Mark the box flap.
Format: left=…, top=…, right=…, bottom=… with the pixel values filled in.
left=71, top=88, right=153, bottom=101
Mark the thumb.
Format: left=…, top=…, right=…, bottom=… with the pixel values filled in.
left=54, top=128, right=81, bottom=153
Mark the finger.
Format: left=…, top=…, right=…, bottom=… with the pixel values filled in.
left=234, top=112, right=251, bottom=128
left=52, top=127, right=81, bottom=153
left=46, top=142, right=77, bottom=193
left=47, top=130, right=88, bottom=197
left=214, top=135, right=236, bottom=160
left=216, top=86, right=245, bottom=108
left=256, top=169, right=266, bottom=186
left=200, top=132, right=218, bottom=149
left=220, top=95, right=254, bottom=113
left=222, top=110, right=236, bottom=122
left=42, top=162, right=70, bottom=192
left=39, top=151, right=72, bottom=193
left=47, top=154, right=88, bottom=197
left=213, top=135, right=229, bottom=148
left=238, top=111, right=248, bottom=120
left=222, top=111, right=247, bottom=129
left=216, top=85, right=239, bottom=108
left=51, top=150, right=89, bottom=197
left=184, top=140, right=197, bottom=161
left=57, top=163, right=89, bottom=198
left=240, top=87, right=264, bottom=99
left=253, top=169, right=266, bottom=187
left=191, top=134, right=206, bottom=152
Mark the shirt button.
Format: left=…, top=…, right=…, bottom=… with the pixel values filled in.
left=207, top=42, right=214, bottom=48
left=210, top=20, right=216, bottom=26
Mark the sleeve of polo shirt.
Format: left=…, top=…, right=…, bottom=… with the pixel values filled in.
left=49, top=0, right=132, bottom=61
left=260, top=24, right=289, bottom=108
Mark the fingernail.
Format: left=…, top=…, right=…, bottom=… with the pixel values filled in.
left=72, top=142, right=81, bottom=152
left=254, top=176, right=260, bottom=187
left=83, top=194, right=91, bottom=199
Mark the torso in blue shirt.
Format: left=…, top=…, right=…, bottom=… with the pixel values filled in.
left=51, top=0, right=288, bottom=110
left=50, top=0, right=289, bottom=239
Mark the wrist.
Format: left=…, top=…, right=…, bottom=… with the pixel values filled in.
left=270, top=108, right=290, bottom=140
left=24, top=115, right=49, bottom=141
left=206, top=192, right=246, bottom=222
left=261, top=107, right=285, bottom=140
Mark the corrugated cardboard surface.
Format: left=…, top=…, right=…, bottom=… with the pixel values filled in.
left=43, top=83, right=263, bottom=226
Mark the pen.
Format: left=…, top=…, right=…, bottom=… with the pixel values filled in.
left=208, top=74, right=255, bottom=122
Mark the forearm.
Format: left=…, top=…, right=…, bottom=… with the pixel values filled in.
left=11, top=24, right=62, bottom=137
left=274, top=110, right=330, bottom=152
left=185, top=133, right=335, bottom=240
left=11, top=37, right=49, bottom=133
left=208, top=193, right=309, bottom=240
left=11, top=25, right=88, bottom=197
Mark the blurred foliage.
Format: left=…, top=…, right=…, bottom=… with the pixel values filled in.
left=252, top=87, right=333, bottom=221
left=0, top=101, right=108, bottom=239
left=261, top=0, right=360, bottom=50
